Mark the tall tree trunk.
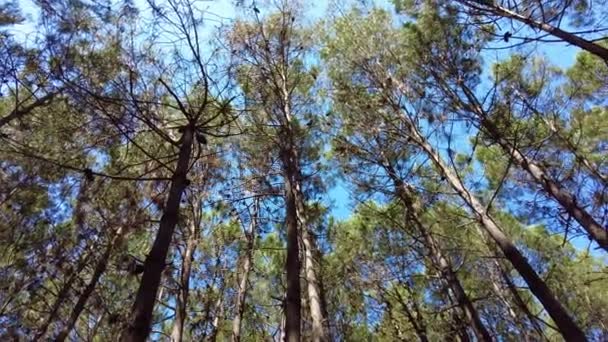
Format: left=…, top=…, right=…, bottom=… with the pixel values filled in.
left=381, top=154, right=492, bottom=342
left=460, top=0, right=608, bottom=61
left=121, top=125, right=195, bottom=341
left=231, top=200, right=258, bottom=342
left=33, top=247, right=94, bottom=341
left=495, top=260, right=546, bottom=338
left=55, top=227, right=124, bottom=341
left=296, top=190, right=328, bottom=342
left=445, top=79, right=608, bottom=251
left=282, top=150, right=301, bottom=342
left=400, top=115, right=587, bottom=341
left=170, top=219, right=199, bottom=342
left=208, top=282, right=225, bottom=342
left=480, top=115, right=608, bottom=251
left=421, top=225, right=492, bottom=342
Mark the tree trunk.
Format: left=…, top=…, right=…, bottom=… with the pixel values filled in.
left=231, top=200, right=258, bottom=342
left=462, top=0, right=608, bottom=62
left=480, top=116, right=607, bottom=251
left=208, top=285, right=225, bottom=342
left=33, top=247, right=94, bottom=341
left=296, top=185, right=328, bottom=342
left=382, top=156, right=492, bottom=342
left=121, top=125, right=194, bottom=341
left=282, top=150, right=301, bottom=342
left=55, top=227, right=124, bottom=341
left=421, top=225, right=492, bottom=342
left=390, top=284, right=429, bottom=342
left=402, top=116, right=587, bottom=341
left=170, top=219, right=199, bottom=342
left=495, top=260, right=546, bottom=338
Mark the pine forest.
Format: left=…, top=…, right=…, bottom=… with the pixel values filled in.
left=1, top=0, right=607, bottom=341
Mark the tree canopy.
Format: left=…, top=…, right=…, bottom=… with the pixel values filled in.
left=0, top=0, right=606, bottom=341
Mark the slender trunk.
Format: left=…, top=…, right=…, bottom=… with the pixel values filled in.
left=378, top=289, right=407, bottom=341
left=170, top=220, right=198, bottom=342
left=34, top=248, right=94, bottom=341
left=429, top=69, right=607, bottom=250
left=402, top=116, right=587, bottom=341
left=121, top=125, right=194, bottom=341
left=480, top=115, right=607, bottom=251
left=463, top=0, right=608, bottom=61
left=381, top=155, right=492, bottom=342
left=298, top=212, right=327, bottom=342
left=208, top=291, right=224, bottom=342
left=543, top=118, right=608, bottom=187
left=87, top=312, right=104, bottom=342
left=496, top=260, right=546, bottom=338
left=55, top=228, right=123, bottom=341
left=423, top=226, right=492, bottom=342
left=519, top=96, right=608, bottom=187
left=291, top=154, right=327, bottom=341
left=231, top=201, right=258, bottom=342
left=390, top=285, right=429, bottom=342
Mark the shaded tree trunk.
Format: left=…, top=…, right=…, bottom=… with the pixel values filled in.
left=297, top=198, right=328, bottom=342
left=390, top=284, right=429, bottom=342
left=231, top=200, right=258, bottom=342
left=495, top=260, right=546, bottom=338
left=382, top=156, right=492, bottom=342
left=208, top=283, right=225, bottom=342
left=121, top=125, right=195, bottom=341
left=170, top=219, right=199, bottom=342
left=33, top=247, right=94, bottom=341
left=282, top=148, right=301, bottom=342
left=55, top=227, right=124, bottom=341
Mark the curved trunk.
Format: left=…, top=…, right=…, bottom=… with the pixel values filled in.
left=121, top=125, right=194, bottom=341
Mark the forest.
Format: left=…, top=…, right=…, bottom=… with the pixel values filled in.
left=0, top=0, right=607, bottom=341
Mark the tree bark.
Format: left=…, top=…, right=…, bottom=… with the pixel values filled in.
left=282, top=148, right=301, bottom=342
left=295, top=183, right=328, bottom=342
left=401, top=115, right=587, bottom=341
left=480, top=115, right=608, bottom=251
left=33, top=247, right=94, bottom=341
left=381, top=155, right=492, bottom=342
left=121, top=125, right=194, bottom=341
left=170, top=219, right=199, bottom=342
left=55, top=227, right=124, bottom=341
left=231, top=200, right=258, bottom=342
left=461, top=0, right=608, bottom=62
left=208, top=291, right=224, bottom=342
